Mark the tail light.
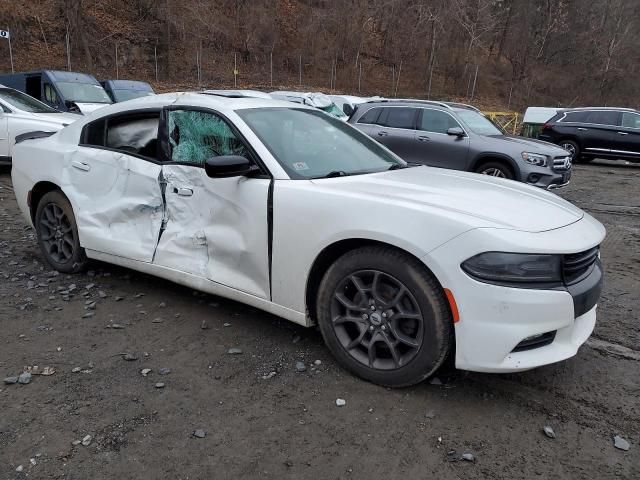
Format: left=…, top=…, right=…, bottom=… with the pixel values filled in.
left=542, top=123, right=551, bottom=131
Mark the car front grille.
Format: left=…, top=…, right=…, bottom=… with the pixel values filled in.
left=563, top=247, right=599, bottom=285
left=552, top=155, right=572, bottom=171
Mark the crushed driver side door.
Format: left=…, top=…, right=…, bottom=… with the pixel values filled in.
left=152, top=107, right=272, bottom=299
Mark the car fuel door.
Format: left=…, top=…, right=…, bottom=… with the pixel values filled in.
left=153, top=107, right=271, bottom=299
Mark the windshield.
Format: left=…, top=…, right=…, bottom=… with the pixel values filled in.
left=112, top=89, right=154, bottom=102
left=238, top=108, right=405, bottom=179
left=56, top=82, right=112, bottom=104
left=456, top=110, right=503, bottom=135
left=0, top=88, right=59, bottom=113
left=321, top=103, right=347, bottom=118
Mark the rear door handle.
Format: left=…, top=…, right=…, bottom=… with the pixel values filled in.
left=71, top=160, right=91, bottom=172
left=617, top=131, right=629, bottom=136
left=173, top=187, right=193, bottom=197
left=377, top=131, right=388, bottom=137
left=417, top=135, right=430, bottom=142
left=577, top=127, right=587, bottom=131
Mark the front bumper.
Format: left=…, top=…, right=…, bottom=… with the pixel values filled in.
left=424, top=217, right=605, bottom=373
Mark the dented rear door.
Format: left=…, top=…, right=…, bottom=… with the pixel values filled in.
left=64, top=146, right=164, bottom=262
left=152, top=107, right=271, bottom=299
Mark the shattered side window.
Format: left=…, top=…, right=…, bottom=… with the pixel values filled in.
left=168, top=110, right=249, bottom=165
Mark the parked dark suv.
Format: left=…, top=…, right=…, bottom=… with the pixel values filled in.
left=349, top=100, right=572, bottom=189
left=538, top=107, right=640, bottom=163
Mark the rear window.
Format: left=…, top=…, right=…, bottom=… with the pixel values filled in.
left=357, top=107, right=382, bottom=124
left=378, top=107, right=416, bottom=129
left=583, top=110, right=619, bottom=126
left=558, top=111, right=589, bottom=123
left=81, top=112, right=160, bottom=159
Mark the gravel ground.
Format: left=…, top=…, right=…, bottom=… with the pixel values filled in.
left=0, top=162, right=638, bottom=479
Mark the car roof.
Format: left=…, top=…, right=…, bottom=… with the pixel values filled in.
left=65, top=91, right=310, bottom=119
left=203, top=89, right=272, bottom=99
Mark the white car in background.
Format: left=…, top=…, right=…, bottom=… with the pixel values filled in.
left=329, top=94, right=383, bottom=116
left=269, top=91, right=347, bottom=120
left=0, top=86, right=79, bottom=165
left=11, top=92, right=605, bottom=386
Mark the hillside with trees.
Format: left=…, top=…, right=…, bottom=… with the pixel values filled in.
left=0, top=0, right=638, bottom=110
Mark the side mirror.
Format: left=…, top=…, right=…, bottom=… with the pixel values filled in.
left=447, top=127, right=465, bottom=137
left=204, top=155, right=255, bottom=178
left=343, top=104, right=354, bottom=117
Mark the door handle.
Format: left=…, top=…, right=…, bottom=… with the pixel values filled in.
left=71, top=160, right=91, bottom=172
left=577, top=127, right=587, bottom=131
left=417, top=135, right=430, bottom=142
left=377, top=131, right=388, bottom=137
left=617, top=131, right=629, bottom=136
left=173, top=187, right=193, bottom=197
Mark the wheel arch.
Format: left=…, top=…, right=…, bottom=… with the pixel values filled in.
left=304, top=238, right=448, bottom=324
left=470, top=153, right=520, bottom=179
left=29, top=181, right=64, bottom=223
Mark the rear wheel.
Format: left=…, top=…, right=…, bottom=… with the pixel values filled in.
left=558, top=139, right=582, bottom=161
left=35, top=191, right=88, bottom=273
left=474, top=161, right=514, bottom=179
left=316, top=246, right=453, bottom=387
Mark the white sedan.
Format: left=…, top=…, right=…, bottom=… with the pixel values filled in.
left=0, top=86, right=80, bottom=165
left=11, top=92, right=605, bottom=386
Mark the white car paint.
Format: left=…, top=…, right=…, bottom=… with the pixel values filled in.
left=329, top=94, right=383, bottom=114
left=10, top=92, right=605, bottom=374
left=0, top=89, right=80, bottom=163
left=73, top=102, right=109, bottom=114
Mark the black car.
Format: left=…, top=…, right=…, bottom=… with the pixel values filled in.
left=349, top=100, right=572, bottom=189
left=539, top=107, right=640, bottom=163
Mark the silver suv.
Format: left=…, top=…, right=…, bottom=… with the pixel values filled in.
left=349, top=100, right=572, bottom=189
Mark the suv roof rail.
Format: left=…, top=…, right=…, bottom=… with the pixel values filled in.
left=359, top=98, right=481, bottom=112
left=561, top=106, right=637, bottom=112
left=361, top=98, right=453, bottom=109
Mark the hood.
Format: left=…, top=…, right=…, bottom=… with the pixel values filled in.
left=74, top=103, right=110, bottom=114
left=311, top=166, right=583, bottom=233
left=484, top=134, right=569, bottom=156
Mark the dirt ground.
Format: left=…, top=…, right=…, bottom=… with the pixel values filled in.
left=0, top=161, right=638, bottom=480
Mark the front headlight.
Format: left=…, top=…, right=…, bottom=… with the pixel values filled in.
left=461, top=252, right=562, bottom=285
left=521, top=152, right=548, bottom=167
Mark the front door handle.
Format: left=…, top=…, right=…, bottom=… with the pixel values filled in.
left=577, top=127, right=587, bottom=131
left=617, top=131, right=629, bottom=136
left=71, top=160, right=91, bottom=172
left=417, top=135, right=430, bottom=142
left=377, top=131, right=388, bottom=137
left=173, top=187, right=193, bottom=197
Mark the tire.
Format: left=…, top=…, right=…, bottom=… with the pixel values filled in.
left=474, top=161, right=514, bottom=179
left=558, top=139, right=581, bottom=162
left=35, top=190, right=88, bottom=273
left=316, top=246, right=453, bottom=387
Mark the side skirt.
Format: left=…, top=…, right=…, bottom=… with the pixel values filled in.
left=86, top=249, right=309, bottom=327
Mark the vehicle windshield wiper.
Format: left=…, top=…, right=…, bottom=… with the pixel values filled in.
left=313, top=170, right=350, bottom=179
left=387, top=163, right=408, bottom=170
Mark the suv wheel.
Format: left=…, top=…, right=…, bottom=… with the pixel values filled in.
left=316, top=246, right=453, bottom=387
left=559, top=140, right=581, bottom=161
left=475, top=161, right=514, bottom=179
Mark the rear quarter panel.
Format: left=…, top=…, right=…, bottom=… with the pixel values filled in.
left=11, top=132, right=70, bottom=226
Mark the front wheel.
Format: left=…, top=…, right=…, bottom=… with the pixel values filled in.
left=316, top=246, right=453, bottom=387
left=474, top=161, right=514, bottom=179
left=35, top=190, right=88, bottom=273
